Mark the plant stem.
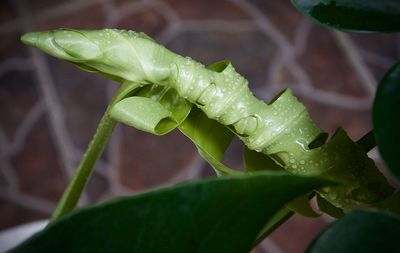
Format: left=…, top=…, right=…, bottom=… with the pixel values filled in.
left=252, top=207, right=294, bottom=247
left=50, top=106, right=116, bottom=221
left=50, top=83, right=138, bottom=222
left=356, top=130, right=376, bottom=153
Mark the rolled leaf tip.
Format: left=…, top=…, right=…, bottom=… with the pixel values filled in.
left=21, top=32, right=39, bottom=46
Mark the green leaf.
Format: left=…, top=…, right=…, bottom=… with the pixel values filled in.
left=291, top=0, right=400, bottom=32
left=316, top=194, right=344, bottom=218
left=110, top=97, right=174, bottom=135
left=375, top=192, right=400, bottom=216
left=110, top=85, right=192, bottom=135
left=243, top=146, right=283, bottom=172
left=307, top=209, right=400, bottom=253
left=373, top=62, right=400, bottom=181
left=179, top=107, right=241, bottom=175
left=11, top=173, right=331, bottom=253
left=243, top=147, right=319, bottom=217
left=287, top=194, right=320, bottom=218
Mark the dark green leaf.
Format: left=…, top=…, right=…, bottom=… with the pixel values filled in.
left=373, top=62, right=400, bottom=181
left=10, top=173, right=331, bottom=253
left=375, top=192, right=400, bottom=216
left=291, top=0, right=400, bottom=32
left=307, top=209, right=400, bottom=253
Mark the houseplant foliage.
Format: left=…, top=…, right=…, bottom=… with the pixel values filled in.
left=9, top=1, right=400, bottom=252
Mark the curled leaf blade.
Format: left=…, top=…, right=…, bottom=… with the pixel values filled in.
left=179, top=107, right=240, bottom=175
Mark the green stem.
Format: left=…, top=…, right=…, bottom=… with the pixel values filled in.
left=50, top=83, right=139, bottom=221
left=252, top=207, right=294, bottom=247
left=356, top=130, right=376, bottom=153
left=50, top=106, right=116, bottom=221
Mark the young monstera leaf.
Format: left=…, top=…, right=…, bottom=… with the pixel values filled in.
left=291, top=0, right=400, bottom=32
left=21, top=29, right=395, bottom=216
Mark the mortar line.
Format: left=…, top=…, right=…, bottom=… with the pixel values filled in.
left=0, top=0, right=109, bottom=34
left=0, top=58, right=33, bottom=77
left=0, top=189, right=55, bottom=214
left=14, top=0, right=80, bottom=181
left=6, top=101, right=45, bottom=156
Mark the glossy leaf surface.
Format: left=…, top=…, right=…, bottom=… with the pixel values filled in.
left=373, top=63, right=400, bottom=181
left=291, top=0, right=400, bottom=32
left=307, top=209, right=400, bottom=253
left=110, top=85, right=192, bottom=135
left=10, top=173, right=330, bottom=253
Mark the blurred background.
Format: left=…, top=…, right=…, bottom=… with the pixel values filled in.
left=0, top=0, right=399, bottom=252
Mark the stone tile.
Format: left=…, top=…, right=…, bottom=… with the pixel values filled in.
left=222, top=137, right=245, bottom=171
left=117, top=126, right=197, bottom=191
left=113, top=0, right=141, bottom=9
left=0, top=70, right=39, bottom=138
left=36, top=4, right=107, bottom=29
left=167, top=31, right=277, bottom=90
left=0, top=170, right=8, bottom=188
left=0, top=30, right=28, bottom=61
left=201, top=163, right=216, bottom=178
left=270, top=65, right=298, bottom=90
left=163, top=0, right=250, bottom=20
left=250, top=248, right=265, bottom=253
left=47, top=56, right=109, bottom=150
left=86, top=172, right=109, bottom=202
left=116, top=9, right=168, bottom=37
left=297, top=25, right=369, bottom=98
left=11, top=116, right=65, bottom=202
left=26, top=0, right=66, bottom=14
left=0, top=1, right=18, bottom=23
left=249, top=0, right=307, bottom=43
left=299, top=96, right=372, bottom=140
left=268, top=214, right=328, bottom=253
left=350, top=33, right=399, bottom=61
left=0, top=197, right=47, bottom=230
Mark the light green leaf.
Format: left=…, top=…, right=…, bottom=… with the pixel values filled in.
left=179, top=107, right=241, bottom=175
left=110, top=97, right=174, bottom=135
left=10, top=173, right=331, bottom=253
left=307, top=209, right=400, bottom=253
left=110, top=85, right=192, bottom=135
